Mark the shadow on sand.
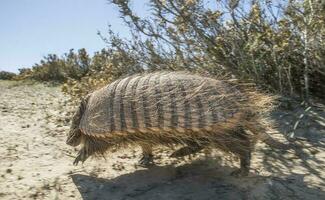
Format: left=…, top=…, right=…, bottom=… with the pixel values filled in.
left=71, top=158, right=325, bottom=200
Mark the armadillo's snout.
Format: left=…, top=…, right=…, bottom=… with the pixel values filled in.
left=66, top=129, right=82, bottom=147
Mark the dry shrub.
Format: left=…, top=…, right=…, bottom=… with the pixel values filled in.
left=0, top=71, right=16, bottom=80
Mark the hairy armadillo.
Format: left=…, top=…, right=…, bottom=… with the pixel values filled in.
left=66, top=71, right=282, bottom=176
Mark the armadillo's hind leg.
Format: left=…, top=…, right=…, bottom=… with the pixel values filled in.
left=230, top=150, right=251, bottom=177
left=170, top=140, right=204, bottom=158
left=139, top=144, right=154, bottom=167
left=230, top=128, right=252, bottom=177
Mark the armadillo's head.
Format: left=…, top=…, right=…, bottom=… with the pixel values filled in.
left=66, top=96, right=88, bottom=146
left=66, top=120, right=82, bottom=147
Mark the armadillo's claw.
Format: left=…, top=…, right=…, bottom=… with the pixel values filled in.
left=73, top=155, right=80, bottom=166
left=73, top=153, right=82, bottom=166
left=73, top=149, right=88, bottom=166
left=73, top=160, right=78, bottom=166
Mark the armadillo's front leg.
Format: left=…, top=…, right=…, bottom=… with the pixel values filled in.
left=170, top=140, right=204, bottom=158
left=73, top=147, right=89, bottom=165
left=73, top=138, right=110, bottom=165
left=139, top=144, right=154, bottom=167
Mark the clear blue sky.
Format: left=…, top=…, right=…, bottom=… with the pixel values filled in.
left=0, top=0, right=146, bottom=73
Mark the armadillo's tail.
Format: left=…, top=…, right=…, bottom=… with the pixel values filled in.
left=261, top=132, right=291, bottom=150
left=240, top=88, right=293, bottom=150
left=244, top=116, right=292, bottom=150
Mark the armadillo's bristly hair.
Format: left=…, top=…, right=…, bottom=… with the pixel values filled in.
left=79, top=112, right=255, bottom=156
left=76, top=71, right=280, bottom=158
left=82, top=135, right=112, bottom=158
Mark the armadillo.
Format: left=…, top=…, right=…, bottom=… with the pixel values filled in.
left=66, top=71, right=282, bottom=176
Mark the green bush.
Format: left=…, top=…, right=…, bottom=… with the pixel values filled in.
left=0, top=71, right=16, bottom=80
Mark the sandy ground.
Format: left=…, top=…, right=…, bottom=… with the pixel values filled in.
left=0, top=80, right=324, bottom=200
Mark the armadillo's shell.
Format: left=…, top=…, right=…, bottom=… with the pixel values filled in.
left=79, top=72, right=243, bottom=136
